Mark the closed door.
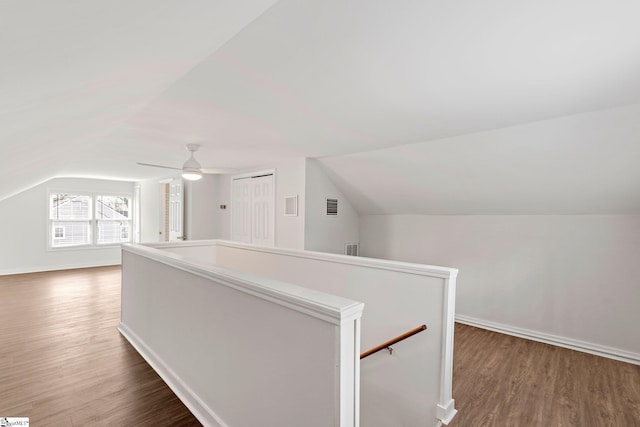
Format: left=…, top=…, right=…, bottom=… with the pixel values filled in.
left=169, top=179, right=184, bottom=241
left=231, top=174, right=274, bottom=246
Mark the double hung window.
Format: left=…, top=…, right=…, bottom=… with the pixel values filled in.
left=49, top=193, right=132, bottom=248
left=96, top=195, right=131, bottom=245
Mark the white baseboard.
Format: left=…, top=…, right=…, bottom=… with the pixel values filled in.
left=455, top=315, right=640, bottom=366
left=436, top=399, right=457, bottom=425
left=0, top=262, right=120, bottom=276
left=118, top=323, right=229, bottom=427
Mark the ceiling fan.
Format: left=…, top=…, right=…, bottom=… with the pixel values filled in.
left=137, top=144, right=234, bottom=181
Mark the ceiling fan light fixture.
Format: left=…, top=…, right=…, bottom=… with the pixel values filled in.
left=183, top=155, right=202, bottom=170
left=182, top=169, right=203, bottom=181
left=182, top=143, right=203, bottom=180
left=138, top=143, right=230, bottom=180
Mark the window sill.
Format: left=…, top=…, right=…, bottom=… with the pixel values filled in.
left=46, top=243, right=129, bottom=252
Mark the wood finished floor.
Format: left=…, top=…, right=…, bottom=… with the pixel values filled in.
left=1, top=267, right=639, bottom=426
left=449, top=323, right=640, bottom=426
left=0, top=266, right=200, bottom=426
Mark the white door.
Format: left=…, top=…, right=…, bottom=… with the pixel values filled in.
left=169, top=178, right=184, bottom=241
left=231, top=173, right=274, bottom=246
left=251, top=174, right=274, bottom=246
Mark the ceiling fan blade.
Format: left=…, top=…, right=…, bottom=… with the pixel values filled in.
left=201, top=168, right=237, bottom=174
left=137, top=162, right=182, bottom=171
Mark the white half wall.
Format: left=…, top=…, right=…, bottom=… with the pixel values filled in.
left=0, top=177, right=134, bottom=275
left=359, top=214, right=640, bottom=364
left=120, top=243, right=364, bottom=427
left=212, top=240, right=457, bottom=426
left=304, top=158, right=359, bottom=255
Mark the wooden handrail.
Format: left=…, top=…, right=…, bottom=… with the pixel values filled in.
left=360, top=324, right=427, bottom=359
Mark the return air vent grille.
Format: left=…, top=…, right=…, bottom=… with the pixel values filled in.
left=326, top=198, right=338, bottom=215
left=345, top=242, right=359, bottom=256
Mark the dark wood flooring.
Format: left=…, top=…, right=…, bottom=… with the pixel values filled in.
left=1, top=267, right=639, bottom=426
left=0, top=266, right=200, bottom=426
left=449, top=323, right=640, bottom=426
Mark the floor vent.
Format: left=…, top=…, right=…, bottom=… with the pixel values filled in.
left=345, top=242, right=359, bottom=256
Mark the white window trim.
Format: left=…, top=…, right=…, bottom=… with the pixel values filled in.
left=47, top=190, right=134, bottom=251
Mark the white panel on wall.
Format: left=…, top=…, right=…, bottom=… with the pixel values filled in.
left=284, top=195, right=298, bottom=216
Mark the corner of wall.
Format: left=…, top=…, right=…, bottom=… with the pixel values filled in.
left=304, top=158, right=359, bottom=255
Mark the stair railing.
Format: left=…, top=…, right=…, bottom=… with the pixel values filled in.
left=360, top=324, right=427, bottom=359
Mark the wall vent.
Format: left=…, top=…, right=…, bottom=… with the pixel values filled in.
left=326, top=198, right=338, bottom=216
left=345, top=242, right=359, bottom=256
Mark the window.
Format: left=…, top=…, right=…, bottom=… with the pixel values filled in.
left=49, top=192, right=132, bottom=248
left=96, top=195, right=131, bottom=245
left=50, top=194, right=92, bottom=248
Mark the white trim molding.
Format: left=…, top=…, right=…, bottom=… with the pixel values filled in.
left=0, top=261, right=120, bottom=276
left=436, top=398, right=457, bottom=425
left=123, top=244, right=364, bottom=326
left=437, top=274, right=458, bottom=424
left=455, top=315, right=640, bottom=366
left=118, top=323, right=229, bottom=427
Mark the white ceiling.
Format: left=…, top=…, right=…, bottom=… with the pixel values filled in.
left=319, top=104, right=640, bottom=214
left=2, top=0, right=640, bottom=213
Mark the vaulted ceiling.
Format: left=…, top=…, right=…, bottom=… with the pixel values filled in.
left=2, top=0, right=640, bottom=213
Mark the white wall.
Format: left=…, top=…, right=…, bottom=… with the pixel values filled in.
left=0, top=177, right=134, bottom=275
left=138, top=178, right=161, bottom=243
left=215, top=174, right=232, bottom=240
left=184, top=174, right=219, bottom=240
left=360, top=214, right=640, bottom=363
left=275, top=158, right=306, bottom=250
left=304, top=158, right=359, bottom=255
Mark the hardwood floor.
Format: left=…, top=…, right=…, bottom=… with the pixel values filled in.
left=0, top=267, right=200, bottom=426
left=449, top=323, right=640, bottom=426
left=2, top=267, right=639, bottom=426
